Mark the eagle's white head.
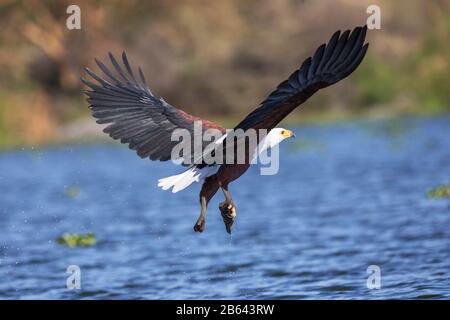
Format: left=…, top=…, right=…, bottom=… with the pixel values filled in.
left=256, top=128, right=295, bottom=155
left=266, top=128, right=295, bottom=148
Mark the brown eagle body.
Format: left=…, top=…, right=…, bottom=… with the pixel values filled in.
left=82, top=26, right=369, bottom=234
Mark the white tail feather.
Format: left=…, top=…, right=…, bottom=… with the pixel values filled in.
left=157, top=166, right=218, bottom=193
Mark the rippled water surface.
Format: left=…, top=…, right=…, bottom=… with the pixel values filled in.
left=0, top=116, right=449, bottom=299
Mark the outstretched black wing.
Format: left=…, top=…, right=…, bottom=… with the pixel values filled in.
left=235, top=26, right=369, bottom=131
left=82, top=52, right=225, bottom=165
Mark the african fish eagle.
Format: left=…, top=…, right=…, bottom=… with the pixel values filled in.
left=82, top=25, right=369, bottom=234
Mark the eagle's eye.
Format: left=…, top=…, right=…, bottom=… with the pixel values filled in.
left=281, top=130, right=286, bottom=135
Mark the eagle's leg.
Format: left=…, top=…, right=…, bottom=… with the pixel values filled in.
left=193, top=196, right=207, bottom=232
left=219, top=184, right=237, bottom=234
left=194, top=175, right=219, bottom=233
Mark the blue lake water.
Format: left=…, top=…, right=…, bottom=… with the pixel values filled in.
left=0, top=116, right=449, bottom=299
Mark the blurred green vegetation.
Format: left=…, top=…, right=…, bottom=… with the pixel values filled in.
left=414, top=17, right=450, bottom=113
left=0, top=0, right=449, bottom=148
left=56, top=233, right=96, bottom=248
left=353, top=13, right=450, bottom=115
left=427, top=185, right=450, bottom=199
left=354, top=55, right=398, bottom=107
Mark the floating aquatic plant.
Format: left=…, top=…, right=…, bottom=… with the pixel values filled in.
left=56, top=233, right=96, bottom=247
left=63, top=185, right=80, bottom=198
left=427, top=185, right=450, bottom=199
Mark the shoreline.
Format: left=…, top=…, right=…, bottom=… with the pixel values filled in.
left=1, top=110, right=448, bottom=151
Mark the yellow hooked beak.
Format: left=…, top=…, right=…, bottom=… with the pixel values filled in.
left=281, top=130, right=295, bottom=139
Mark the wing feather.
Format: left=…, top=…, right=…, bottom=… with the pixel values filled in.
left=82, top=52, right=225, bottom=165
left=235, top=26, right=369, bottom=131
